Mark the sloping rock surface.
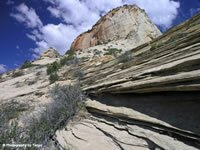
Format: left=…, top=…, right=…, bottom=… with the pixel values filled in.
left=82, top=13, right=200, bottom=94
left=0, top=5, right=200, bottom=150
left=56, top=13, right=200, bottom=150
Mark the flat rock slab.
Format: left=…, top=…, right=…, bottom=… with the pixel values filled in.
left=56, top=117, right=198, bottom=150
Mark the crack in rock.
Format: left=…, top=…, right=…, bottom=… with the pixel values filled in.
left=70, top=129, right=88, bottom=142
left=86, top=118, right=164, bottom=150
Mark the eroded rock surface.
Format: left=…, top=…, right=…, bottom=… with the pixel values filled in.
left=0, top=5, right=200, bottom=150
left=82, top=13, right=200, bottom=94
left=33, top=47, right=61, bottom=65
left=71, top=5, right=161, bottom=51
left=59, top=13, right=200, bottom=150
left=57, top=105, right=198, bottom=150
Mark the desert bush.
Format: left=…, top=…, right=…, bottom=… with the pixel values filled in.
left=50, top=84, right=84, bottom=119
left=97, top=41, right=102, bottom=45
left=70, top=57, right=79, bottom=67
left=72, top=68, right=84, bottom=80
left=20, top=60, right=34, bottom=69
left=0, top=84, right=84, bottom=149
left=12, top=70, right=24, bottom=78
left=65, top=49, right=76, bottom=62
left=0, top=101, right=30, bottom=149
left=27, top=84, right=84, bottom=145
left=60, top=55, right=78, bottom=66
left=104, top=48, right=122, bottom=57
left=60, top=56, right=69, bottom=66
left=118, top=51, right=132, bottom=63
left=0, top=101, right=29, bottom=126
left=49, top=73, right=59, bottom=83
left=94, top=49, right=102, bottom=56
left=81, top=57, right=89, bottom=62
left=47, top=61, right=60, bottom=75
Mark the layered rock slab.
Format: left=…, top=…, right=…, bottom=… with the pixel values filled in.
left=70, top=12, right=200, bottom=150
left=82, top=13, right=200, bottom=94
left=56, top=110, right=198, bottom=150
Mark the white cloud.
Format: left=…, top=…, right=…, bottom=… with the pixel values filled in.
left=46, top=0, right=180, bottom=29
left=47, top=7, right=61, bottom=18
left=41, top=23, right=80, bottom=54
left=26, top=23, right=82, bottom=55
left=0, top=64, right=7, bottom=73
left=125, top=0, right=180, bottom=29
left=26, top=33, right=37, bottom=41
left=83, top=0, right=123, bottom=13
left=11, top=0, right=180, bottom=56
left=11, top=3, right=43, bottom=28
left=46, top=0, right=99, bottom=27
left=44, top=0, right=180, bottom=51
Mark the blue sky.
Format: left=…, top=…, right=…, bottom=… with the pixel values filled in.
left=0, top=0, right=200, bottom=72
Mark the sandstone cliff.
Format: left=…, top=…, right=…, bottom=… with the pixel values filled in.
left=0, top=5, right=200, bottom=150
left=70, top=5, right=161, bottom=51
left=59, top=13, right=200, bottom=149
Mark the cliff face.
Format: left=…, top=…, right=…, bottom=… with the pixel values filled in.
left=0, top=5, right=200, bottom=150
left=70, top=5, right=161, bottom=51
left=60, top=13, right=200, bottom=149
left=82, top=13, right=200, bottom=95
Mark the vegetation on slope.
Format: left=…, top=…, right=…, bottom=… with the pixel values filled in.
left=20, top=60, right=35, bottom=69
left=0, top=84, right=84, bottom=149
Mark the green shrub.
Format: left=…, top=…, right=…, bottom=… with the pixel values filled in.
left=81, top=57, right=89, bottom=62
left=60, top=49, right=78, bottom=66
left=60, top=55, right=76, bottom=66
left=21, top=60, right=34, bottom=69
left=65, top=49, right=75, bottom=58
left=0, top=101, right=30, bottom=149
left=47, top=61, right=60, bottom=75
left=60, top=56, right=69, bottom=66
left=0, top=101, right=29, bottom=125
left=150, top=44, right=157, bottom=50
left=104, top=48, right=122, bottom=57
left=0, top=122, right=29, bottom=149
left=97, top=41, right=102, bottom=45
left=118, top=51, right=132, bottom=63
left=73, top=68, right=84, bottom=80
left=27, top=84, right=84, bottom=144
left=49, top=84, right=84, bottom=123
left=0, top=84, right=84, bottom=149
left=94, top=49, right=102, bottom=56
left=49, top=73, right=59, bottom=83
left=12, top=70, right=24, bottom=78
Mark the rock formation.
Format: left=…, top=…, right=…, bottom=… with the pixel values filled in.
left=49, top=12, right=200, bottom=150
left=70, top=5, right=161, bottom=51
left=40, top=47, right=60, bottom=59
left=57, top=13, right=200, bottom=149
left=82, top=13, right=200, bottom=95
left=0, top=5, right=200, bottom=150
left=32, top=47, right=61, bottom=65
